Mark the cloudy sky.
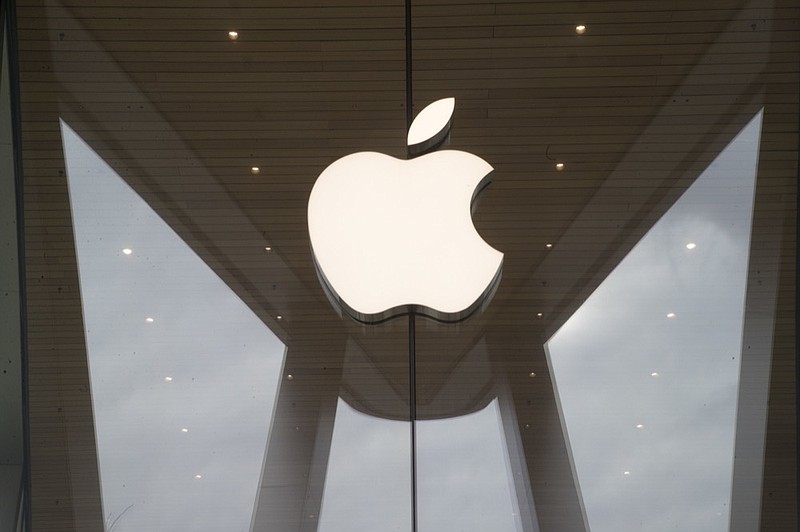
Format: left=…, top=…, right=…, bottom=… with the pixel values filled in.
left=546, top=111, right=762, bottom=532
left=63, top=121, right=287, bottom=532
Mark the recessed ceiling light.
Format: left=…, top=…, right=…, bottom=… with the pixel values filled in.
left=650, top=372, right=659, bottom=377
left=250, top=166, right=260, bottom=174
left=666, top=312, right=676, bottom=318
left=536, top=312, right=543, bottom=318
left=575, top=25, right=586, bottom=35
left=623, top=470, right=631, bottom=476
left=122, top=248, right=132, bottom=255
left=276, top=315, right=283, bottom=320
left=286, top=374, right=294, bottom=380
left=529, top=372, right=537, bottom=378
left=145, top=317, right=154, bottom=323
left=555, top=162, right=565, bottom=171
left=164, top=376, right=173, bottom=382
left=264, top=246, right=272, bottom=252
left=686, top=242, right=696, bottom=250
left=228, top=31, right=239, bottom=40
left=636, top=424, right=644, bottom=429
left=545, top=243, right=553, bottom=249
left=194, top=474, right=203, bottom=479
left=181, top=428, right=189, bottom=433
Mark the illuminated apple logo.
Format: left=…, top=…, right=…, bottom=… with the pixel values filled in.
left=308, top=97, right=503, bottom=323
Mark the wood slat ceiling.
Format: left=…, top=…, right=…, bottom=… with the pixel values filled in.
left=14, top=0, right=798, bottom=530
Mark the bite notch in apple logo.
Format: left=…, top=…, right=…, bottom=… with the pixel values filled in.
left=307, top=97, right=503, bottom=324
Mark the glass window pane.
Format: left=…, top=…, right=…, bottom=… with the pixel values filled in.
left=62, top=121, right=286, bottom=531
left=11, top=1, right=796, bottom=530
left=546, top=111, right=762, bottom=531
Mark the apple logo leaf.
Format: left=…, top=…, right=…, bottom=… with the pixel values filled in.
left=407, top=97, right=455, bottom=158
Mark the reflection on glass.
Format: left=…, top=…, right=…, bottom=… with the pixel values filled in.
left=319, top=393, right=523, bottom=532
left=61, top=121, right=286, bottom=532
left=317, top=398, right=412, bottom=532
left=546, top=111, right=762, bottom=531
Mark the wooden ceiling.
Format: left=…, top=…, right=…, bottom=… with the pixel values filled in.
left=13, top=0, right=798, bottom=530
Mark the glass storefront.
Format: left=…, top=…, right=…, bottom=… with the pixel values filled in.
left=5, top=1, right=798, bottom=531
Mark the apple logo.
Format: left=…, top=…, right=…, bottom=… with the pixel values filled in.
left=307, top=97, right=503, bottom=323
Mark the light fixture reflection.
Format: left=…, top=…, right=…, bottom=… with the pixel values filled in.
left=62, top=118, right=288, bottom=532
left=545, top=110, right=764, bottom=532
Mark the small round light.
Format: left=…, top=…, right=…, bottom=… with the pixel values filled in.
left=623, top=470, right=631, bottom=476
left=686, top=242, right=696, bottom=250
left=194, top=474, right=203, bottom=479
left=286, top=374, right=294, bottom=381
left=276, top=315, right=283, bottom=321
left=529, top=372, right=537, bottom=378
left=228, top=31, right=239, bottom=40
left=536, top=312, right=543, bottom=318
left=575, top=25, right=586, bottom=35
left=650, top=372, right=659, bottom=377
left=145, top=317, right=155, bottom=323
left=545, top=243, right=553, bottom=249
left=164, top=376, right=173, bottom=382
left=122, top=248, right=132, bottom=255
left=264, top=246, right=272, bottom=252
left=555, top=162, right=565, bottom=171
left=666, top=312, right=675, bottom=318
left=636, top=424, right=644, bottom=429
left=250, top=166, right=260, bottom=174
